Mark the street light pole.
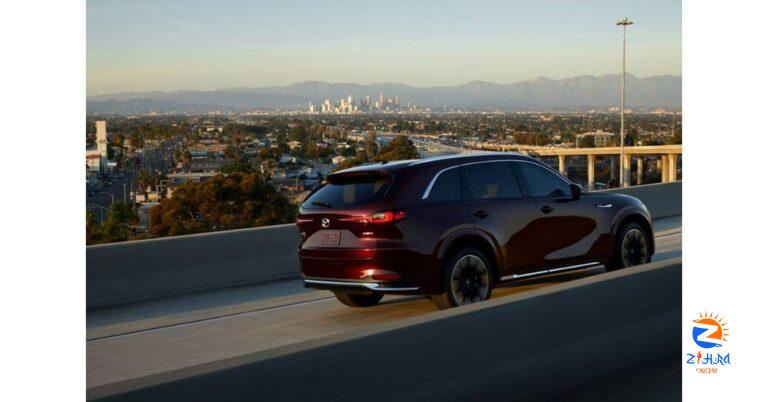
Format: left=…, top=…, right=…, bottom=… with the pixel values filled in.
left=88, top=204, right=110, bottom=223
left=98, top=192, right=115, bottom=205
left=617, top=17, right=633, bottom=187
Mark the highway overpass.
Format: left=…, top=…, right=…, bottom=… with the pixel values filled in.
left=470, top=142, right=683, bottom=189
left=377, top=132, right=469, bottom=156
left=87, top=182, right=682, bottom=401
left=375, top=133, right=682, bottom=189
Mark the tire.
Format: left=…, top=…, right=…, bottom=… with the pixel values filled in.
left=333, top=291, right=383, bottom=307
left=431, top=247, right=494, bottom=310
left=606, top=222, right=651, bottom=271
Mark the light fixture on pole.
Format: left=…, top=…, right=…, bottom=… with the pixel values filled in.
left=617, top=17, right=633, bottom=187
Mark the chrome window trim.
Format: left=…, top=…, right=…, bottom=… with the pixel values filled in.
left=421, top=165, right=461, bottom=200
left=421, top=159, right=511, bottom=200
left=421, top=158, right=572, bottom=200
left=408, top=151, right=515, bottom=166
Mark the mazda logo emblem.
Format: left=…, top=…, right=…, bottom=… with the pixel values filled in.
left=321, top=218, right=330, bottom=228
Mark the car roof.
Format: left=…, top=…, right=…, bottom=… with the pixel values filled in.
left=331, top=159, right=417, bottom=174
left=408, top=151, right=526, bottom=166
left=331, top=152, right=534, bottom=176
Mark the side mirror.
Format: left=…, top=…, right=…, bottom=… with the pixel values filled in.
left=570, top=183, right=582, bottom=200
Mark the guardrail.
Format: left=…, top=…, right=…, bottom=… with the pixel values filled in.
left=91, top=258, right=682, bottom=401
left=87, top=181, right=681, bottom=308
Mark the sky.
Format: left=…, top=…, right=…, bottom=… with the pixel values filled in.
left=87, top=0, right=681, bottom=96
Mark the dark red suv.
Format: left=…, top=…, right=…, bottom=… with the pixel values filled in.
left=296, top=153, right=653, bottom=309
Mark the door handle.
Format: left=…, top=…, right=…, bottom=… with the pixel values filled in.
left=473, top=210, right=489, bottom=219
left=540, top=205, right=554, bottom=214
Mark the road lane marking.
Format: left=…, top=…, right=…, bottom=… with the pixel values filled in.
left=87, top=296, right=336, bottom=342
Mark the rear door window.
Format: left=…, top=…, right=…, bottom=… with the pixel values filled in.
left=462, top=162, right=523, bottom=200
left=303, top=173, right=391, bottom=209
left=424, top=167, right=461, bottom=203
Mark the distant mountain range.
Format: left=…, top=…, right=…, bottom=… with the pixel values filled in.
left=86, top=74, right=681, bottom=114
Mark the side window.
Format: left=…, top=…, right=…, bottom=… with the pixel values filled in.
left=513, top=162, right=571, bottom=198
left=462, top=162, right=522, bottom=200
left=424, top=167, right=461, bottom=202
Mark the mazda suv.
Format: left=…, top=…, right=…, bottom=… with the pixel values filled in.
left=296, top=153, right=654, bottom=309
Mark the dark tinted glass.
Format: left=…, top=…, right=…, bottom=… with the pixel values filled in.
left=303, top=178, right=391, bottom=209
left=514, top=162, right=571, bottom=198
left=462, top=162, right=522, bottom=200
left=425, top=167, right=461, bottom=202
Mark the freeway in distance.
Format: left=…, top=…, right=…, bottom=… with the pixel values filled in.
left=87, top=216, right=681, bottom=397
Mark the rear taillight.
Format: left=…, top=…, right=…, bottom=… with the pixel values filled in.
left=340, top=210, right=407, bottom=225
left=370, top=210, right=407, bottom=224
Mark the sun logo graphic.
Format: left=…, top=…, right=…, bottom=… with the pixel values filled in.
left=692, top=312, right=729, bottom=349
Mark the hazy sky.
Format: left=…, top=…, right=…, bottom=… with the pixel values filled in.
left=87, top=0, right=681, bottom=95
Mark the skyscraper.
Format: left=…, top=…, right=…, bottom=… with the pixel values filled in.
left=96, top=120, right=108, bottom=159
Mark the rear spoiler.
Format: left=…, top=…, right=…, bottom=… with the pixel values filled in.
left=326, top=170, right=393, bottom=185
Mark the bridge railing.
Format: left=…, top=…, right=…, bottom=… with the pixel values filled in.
left=86, top=181, right=681, bottom=308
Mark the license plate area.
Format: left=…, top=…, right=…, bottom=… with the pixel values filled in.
left=321, top=231, right=342, bottom=246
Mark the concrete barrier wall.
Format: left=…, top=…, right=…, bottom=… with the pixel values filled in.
left=87, top=182, right=682, bottom=308
left=95, top=258, right=682, bottom=401
left=87, top=224, right=299, bottom=308
left=597, top=180, right=682, bottom=219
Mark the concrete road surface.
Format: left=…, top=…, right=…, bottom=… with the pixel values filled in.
left=87, top=216, right=681, bottom=396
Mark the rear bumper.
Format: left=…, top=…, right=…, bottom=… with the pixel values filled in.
left=303, top=277, right=421, bottom=293
left=299, top=247, right=442, bottom=294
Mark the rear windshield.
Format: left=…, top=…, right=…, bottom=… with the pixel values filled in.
left=303, top=172, right=392, bottom=209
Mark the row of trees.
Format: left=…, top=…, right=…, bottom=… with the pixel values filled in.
left=148, top=172, right=297, bottom=237
left=87, top=173, right=297, bottom=244
left=335, top=133, right=420, bottom=170
left=86, top=202, right=138, bottom=245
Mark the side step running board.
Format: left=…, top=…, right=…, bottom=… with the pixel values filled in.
left=499, top=262, right=601, bottom=282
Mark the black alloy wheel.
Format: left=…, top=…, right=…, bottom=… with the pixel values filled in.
left=432, top=248, right=493, bottom=310
left=606, top=222, right=651, bottom=271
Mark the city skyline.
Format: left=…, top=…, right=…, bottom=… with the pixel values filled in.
left=87, top=0, right=681, bottom=96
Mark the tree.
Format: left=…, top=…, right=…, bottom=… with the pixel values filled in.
left=514, top=132, right=552, bottom=146
left=86, top=210, right=105, bottom=245
left=375, top=135, right=419, bottom=161
left=288, top=126, right=307, bottom=142
left=101, top=202, right=139, bottom=242
left=113, top=132, right=125, bottom=148
left=128, top=131, right=144, bottom=149
left=221, top=160, right=249, bottom=174
left=364, top=131, right=378, bottom=162
left=86, top=202, right=139, bottom=245
left=578, top=135, right=596, bottom=148
left=149, top=172, right=297, bottom=237
left=626, top=127, right=639, bottom=146
left=137, top=169, right=150, bottom=192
